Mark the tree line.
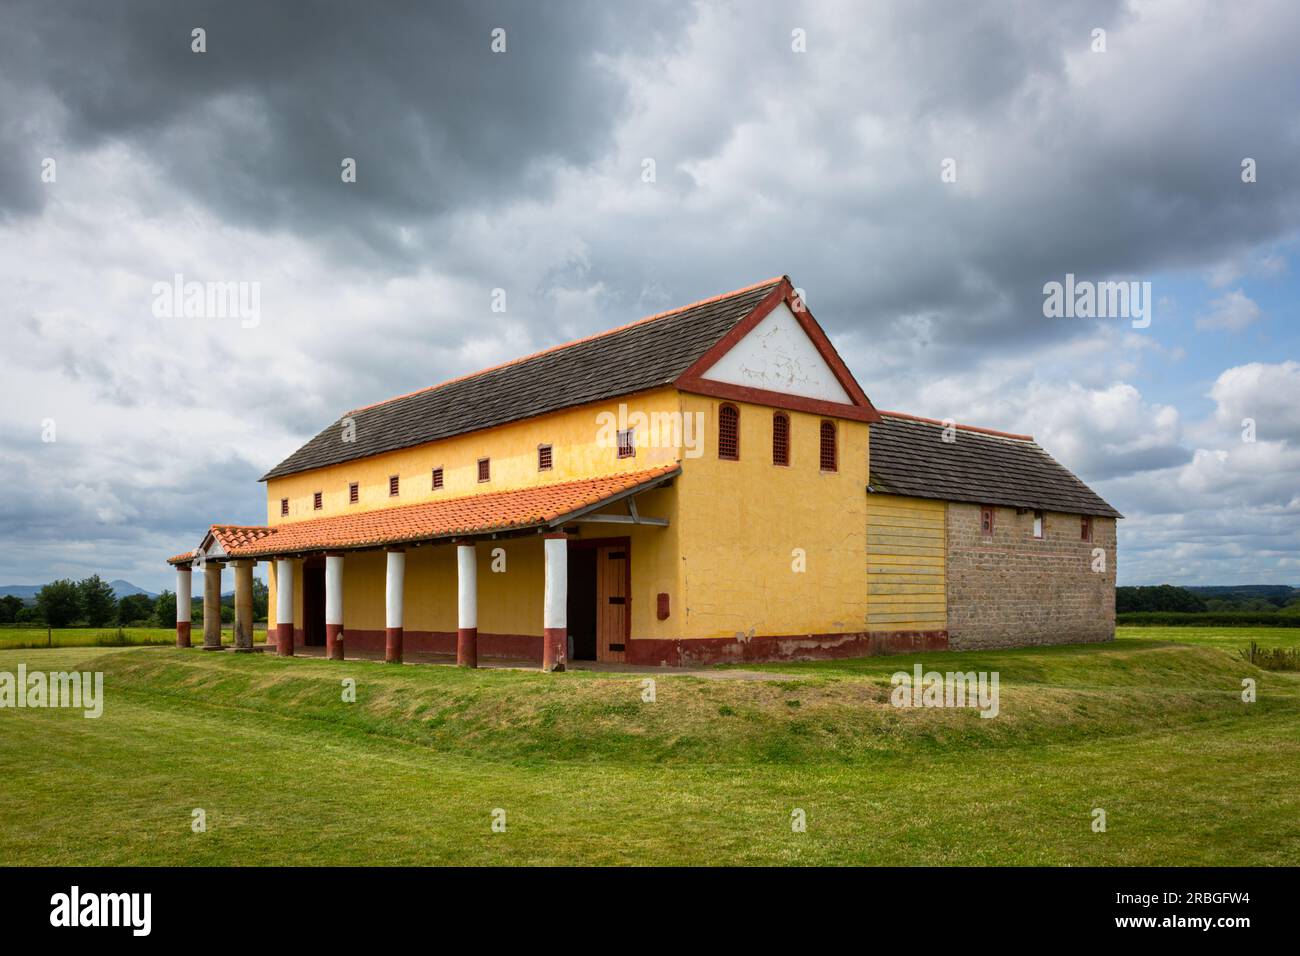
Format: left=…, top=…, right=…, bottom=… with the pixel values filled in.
left=0, top=575, right=269, bottom=628
left=1117, top=584, right=1300, bottom=614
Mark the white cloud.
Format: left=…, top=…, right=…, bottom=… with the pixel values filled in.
left=1195, top=289, right=1262, bottom=331
left=1206, top=360, right=1300, bottom=443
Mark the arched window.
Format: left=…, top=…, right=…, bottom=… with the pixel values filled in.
left=718, top=404, right=739, bottom=460
left=819, top=420, right=837, bottom=472
left=772, top=412, right=790, bottom=466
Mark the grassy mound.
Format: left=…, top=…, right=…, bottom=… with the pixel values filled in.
left=74, top=640, right=1294, bottom=766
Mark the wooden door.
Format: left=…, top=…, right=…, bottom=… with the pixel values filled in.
left=596, top=544, right=628, bottom=663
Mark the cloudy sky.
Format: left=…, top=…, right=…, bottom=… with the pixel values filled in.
left=2, top=0, right=1298, bottom=592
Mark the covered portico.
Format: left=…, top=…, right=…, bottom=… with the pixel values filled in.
left=166, top=465, right=676, bottom=671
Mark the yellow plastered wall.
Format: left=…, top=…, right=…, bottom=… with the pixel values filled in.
left=265, top=388, right=683, bottom=524
left=672, top=393, right=870, bottom=638
left=865, top=493, right=947, bottom=631
left=267, top=504, right=682, bottom=639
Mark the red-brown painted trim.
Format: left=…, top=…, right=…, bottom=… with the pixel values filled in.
left=543, top=531, right=572, bottom=540
left=679, top=379, right=881, bottom=422
left=276, top=622, right=294, bottom=657
left=542, top=627, right=567, bottom=672
left=279, top=628, right=949, bottom=667
left=319, top=629, right=538, bottom=661
left=175, top=621, right=191, bottom=648
left=624, top=630, right=949, bottom=666
left=385, top=627, right=403, bottom=663
left=326, top=623, right=343, bottom=660
left=457, top=627, right=478, bottom=668
left=675, top=278, right=882, bottom=423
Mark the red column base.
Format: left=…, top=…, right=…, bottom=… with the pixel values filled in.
left=385, top=627, right=404, bottom=663
left=277, top=623, right=294, bottom=657
left=542, top=627, right=567, bottom=672
left=176, top=621, right=191, bottom=648
left=326, top=623, right=344, bottom=660
left=457, top=627, right=478, bottom=668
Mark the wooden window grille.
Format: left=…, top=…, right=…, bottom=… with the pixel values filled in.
left=718, top=404, right=739, bottom=460
left=819, top=420, right=837, bottom=472
left=772, top=412, right=790, bottom=466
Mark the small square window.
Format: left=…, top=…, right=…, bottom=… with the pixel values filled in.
left=617, top=428, right=635, bottom=459
left=478, top=458, right=490, bottom=482
left=349, top=482, right=359, bottom=504
left=1081, top=515, right=1093, bottom=542
left=280, top=498, right=289, bottom=517
left=313, top=491, right=323, bottom=511
left=980, top=506, right=995, bottom=536
left=432, top=467, right=444, bottom=490
left=389, top=475, right=399, bottom=497
left=538, top=444, right=553, bottom=471
left=1032, top=511, right=1044, bottom=538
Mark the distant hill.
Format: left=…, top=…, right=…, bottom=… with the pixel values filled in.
left=0, top=580, right=158, bottom=603
left=108, top=579, right=158, bottom=600
left=0, top=584, right=42, bottom=602
left=1186, top=585, right=1298, bottom=599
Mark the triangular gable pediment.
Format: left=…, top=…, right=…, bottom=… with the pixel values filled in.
left=697, top=300, right=852, bottom=403
left=675, top=278, right=881, bottom=422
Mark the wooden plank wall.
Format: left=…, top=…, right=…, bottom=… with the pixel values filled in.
left=866, top=493, right=947, bottom=631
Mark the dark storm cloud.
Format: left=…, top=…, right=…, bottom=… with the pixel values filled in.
left=0, top=0, right=687, bottom=250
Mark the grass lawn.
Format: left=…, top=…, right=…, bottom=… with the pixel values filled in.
left=0, top=625, right=268, bottom=650
left=0, top=627, right=1297, bottom=865
left=1116, top=624, right=1300, bottom=652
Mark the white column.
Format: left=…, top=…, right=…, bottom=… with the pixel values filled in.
left=543, top=535, right=568, bottom=671
left=385, top=549, right=406, bottom=663
left=457, top=544, right=477, bottom=630
left=544, top=537, right=568, bottom=630
left=175, top=565, right=193, bottom=647
left=275, top=557, right=295, bottom=656
left=385, top=550, right=405, bottom=629
left=276, top=558, right=295, bottom=625
left=325, top=553, right=345, bottom=659
left=326, top=555, right=344, bottom=625
left=456, top=542, right=478, bottom=668
left=176, top=567, right=192, bottom=623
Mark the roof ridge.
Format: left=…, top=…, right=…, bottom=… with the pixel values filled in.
left=345, top=276, right=786, bottom=416
left=878, top=410, right=1034, bottom=442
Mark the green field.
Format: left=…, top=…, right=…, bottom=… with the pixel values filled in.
left=1, top=626, right=1297, bottom=865
left=0, top=625, right=268, bottom=649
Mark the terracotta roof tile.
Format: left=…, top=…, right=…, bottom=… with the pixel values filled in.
left=210, top=525, right=277, bottom=551
left=223, top=465, right=680, bottom=557
left=167, top=551, right=194, bottom=565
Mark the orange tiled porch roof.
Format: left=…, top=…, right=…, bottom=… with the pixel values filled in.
left=169, top=465, right=678, bottom=563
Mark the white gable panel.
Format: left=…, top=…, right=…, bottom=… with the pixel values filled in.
left=699, top=302, right=853, bottom=403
